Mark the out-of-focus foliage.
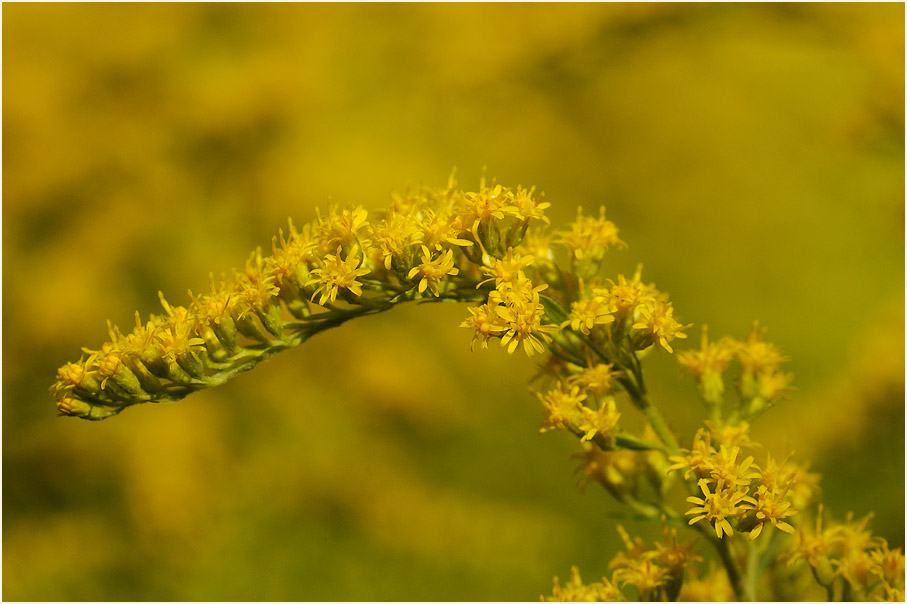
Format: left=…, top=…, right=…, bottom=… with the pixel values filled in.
left=3, top=3, right=903, bottom=600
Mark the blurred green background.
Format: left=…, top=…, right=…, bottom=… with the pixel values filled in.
left=3, top=4, right=903, bottom=601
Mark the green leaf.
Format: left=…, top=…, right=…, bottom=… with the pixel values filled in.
left=539, top=294, right=568, bottom=325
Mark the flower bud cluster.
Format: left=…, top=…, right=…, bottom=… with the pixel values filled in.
left=610, top=523, right=702, bottom=601
left=678, top=323, right=793, bottom=421
left=788, top=508, right=905, bottom=601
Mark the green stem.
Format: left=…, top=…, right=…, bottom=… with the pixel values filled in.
left=753, top=527, right=785, bottom=598
left=690, top=522, right=746, bottom=601
left=615, top=432, right=666, bottom=452
left=707, top=399, right=722, bottom=424
left=841, top=578, right=853, bottom=602
left=614, top=351, right=680, bottom=452
left=632, top=389, right=680, bottom=452
left=716, top=535, right=747, bottom=602
left=745, top=539, right=760, bottom=601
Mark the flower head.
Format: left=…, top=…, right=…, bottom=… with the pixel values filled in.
left=597, top=268, right=657, bottom=321
left=668, top=428, right=716, bottom=480
left=708, top=445, right=761, bottom=488
left=314, top=204, right=369, bottom=252
left=869, top=541, right=906, bottom=591
left=476, top=249, right=535, bottom=288
left=460, top=183, right=513, bottom=229
left=577, top=396, right=621, bottom=444
left=407, top=245, right=459, bottom=296
left=564, top=295, right=615, bottom=336
left=677, top=326, right=735, bottom=404
left=536, top=383, right=586, bottom=434
left=568, top=362, right=622, bottom=397
left=370, top=210, right=423, bottom=271
left=685, top=478, right=756, bottom=538
left=556, top=206, right=624, bottom=262
left=492, top=277, right=557, bottom=356
left=307, top=250, right=371, bottom=306
left=734, top=323, right=789, bottom=375
left=742, top=485, right=797, bottom=540
left=631, top=299, right=690, bottom=353
left=705, top=420, right=754, bottom=450
left=509, top=185, right=550, bottom=224
left=613, top=558, right=667, bottom=601
left=460, top=303, right=505, bottom=351
left=572, top=445, right=646, bottom=503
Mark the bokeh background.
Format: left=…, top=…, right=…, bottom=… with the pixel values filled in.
left=3, top=3, right=904, bottom=601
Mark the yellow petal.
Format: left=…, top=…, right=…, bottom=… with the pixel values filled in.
left=748, top=523, right=764, bottom=541
left=775, top=521, right=796, bottom=534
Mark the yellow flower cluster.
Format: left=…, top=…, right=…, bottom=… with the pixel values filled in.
left=788, top=507, right=905, bottom=601
left=555, top=206, right=625, bottom=269
left=461, top=253, right=557, bottom=356
left=669, top=424, right=818, bottom=540
left=542, top=566, right=622, bottom=602
left=560, top=268, right=690, bottom=353
left=610, top=524, right=701, bottom=602
left=544, top=523, right=700, bottom=602
left=535, top=383, right=621, bottom=447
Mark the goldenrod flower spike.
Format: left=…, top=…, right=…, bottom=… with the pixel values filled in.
left=52, top=176, right=554, bottom=420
